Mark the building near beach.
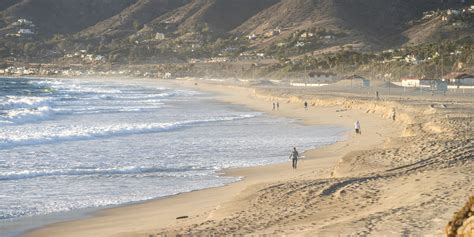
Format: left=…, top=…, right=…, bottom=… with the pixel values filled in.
left=308, top=71, right=338, bottom=83
left=401, top=77, right=433, bottom=87
left=445, top=73, right=474, bottom=86
left=290, top=72, right=340, bottom=87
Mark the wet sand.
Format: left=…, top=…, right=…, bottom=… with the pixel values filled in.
left=23, top=79, right=473, bottom=237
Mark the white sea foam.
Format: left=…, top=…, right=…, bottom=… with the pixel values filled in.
left=1, top=106, right=51, bottom=122
left=0, top=166, right=210, bottom=181
left=0, top=114, right=256, bottom=148
left=0, top=96, right=51, bottom=110
left=51, top=104, right=164, bottom=115
left=0, top=77, right=345, bottom=229
left=0, top=96, right=53, bottom=124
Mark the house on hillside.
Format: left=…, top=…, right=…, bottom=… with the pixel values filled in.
left=264, top=28, right=280, bottom=38
left=404, top=54, right=420, bottom=64
left=12, top=19, right=34, bottom=27
left=18, top=29, right=35, bottom=36
left=300, top=32, right=314, bottom=39
left=155, top=33, right=165, bottom=40
left=295, top=41, right=305, bottom=47
left=320, top=35, right=336, bottom=42
left=447, top=9, right=461, bottom=16
left=422, top=11, right=436, bottom=20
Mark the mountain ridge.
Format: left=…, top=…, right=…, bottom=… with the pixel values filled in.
left=0, top=0, right=472, bottom=61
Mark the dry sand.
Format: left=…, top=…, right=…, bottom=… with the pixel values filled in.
left=23, top=79, right=473, bottom=237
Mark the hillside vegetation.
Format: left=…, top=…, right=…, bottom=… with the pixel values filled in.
left=0, top=0, right=472, bottom=68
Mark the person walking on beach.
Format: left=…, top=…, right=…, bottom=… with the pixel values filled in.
left=273, top=102, right=276, bottom=111
left=354, top=120, right=361, bottom=134
left=276, top=101, right=280, bottom=110
left=289, top=147, right=299, bottom=169
left=304, top=101, right=308, bottom=110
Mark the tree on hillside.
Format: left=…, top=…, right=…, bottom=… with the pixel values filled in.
left=24, top=42, right=38, bottom=56
left=133, top=20, right=141, bottom=31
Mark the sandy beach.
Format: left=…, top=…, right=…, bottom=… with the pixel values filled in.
left=22, top=79, right=473, bottom=237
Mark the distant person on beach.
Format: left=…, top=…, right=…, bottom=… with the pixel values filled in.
left=376, top=91, right=379, bottom=100
left=391, top=109, right=396, bottom=121
left=304, top=101, right=308, bottom=110
left=289, top=147, right=299, bottom=169
left=277, top=102, right=280, bottom=110
left=354, top=120, right=361, bottom=134
left=273, top=102, right=276, bottom=111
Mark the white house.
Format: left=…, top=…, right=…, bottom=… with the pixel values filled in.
left=95, top=55, right=105, bottom=62
left=404, top=54, right=419, bottom=64
left=18, top=29, right=34, bottom=35
left=447, top=9, right=461, bottom=16
left=155, top=32, right=165, bottom=40
left=13, top=19, right=34, bottom=26
left=295, top=41, right=305, bottom=47
left=401, top=77, right=421, bottom=87
left=248, top=34, right=257, bottom=40
left=401, top=77, right=433, bottom=87
left=300, top=32, right=314, bottom=39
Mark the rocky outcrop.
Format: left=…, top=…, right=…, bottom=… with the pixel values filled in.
left=446, top=196, right=474, bottom=237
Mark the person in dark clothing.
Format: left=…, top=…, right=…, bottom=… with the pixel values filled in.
left=304, top=101, right=308, bottom=110
left=289, top=147, right=299, bottom=169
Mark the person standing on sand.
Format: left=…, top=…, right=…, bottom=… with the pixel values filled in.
left=304, top=101, right=308, bottom=110
left=289, top=147, right=299, bottom=169
left=277, top=101, right=280, bottom=110
left=272, top=102, right=276, bottom=111
left=354, top=120, right=361, bottom=134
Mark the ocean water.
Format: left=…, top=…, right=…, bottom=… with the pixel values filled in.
left=0, top=77, right=345, bottom=236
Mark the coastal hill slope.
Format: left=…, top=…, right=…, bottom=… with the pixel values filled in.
left=150, top=0, right=279, bottom=36
left=77, top=0, right=190, bottom=39
left=232, top=0, right=472, bottom=48
left=0, top=0, right=138, bottom=35
left=0, top=0, right=472, bottom=56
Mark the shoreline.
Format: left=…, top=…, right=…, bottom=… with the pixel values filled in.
left=20, top=78, right=402, bottom=237
left=10, top=76, right=470, bottom=236
left=0, top=76, right=345, bottom=237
